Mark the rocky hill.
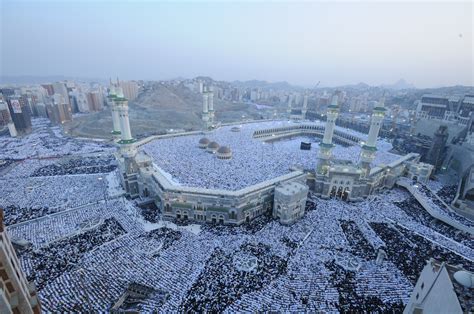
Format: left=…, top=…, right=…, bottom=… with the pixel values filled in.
left=64, top=82, right=268, bottom=139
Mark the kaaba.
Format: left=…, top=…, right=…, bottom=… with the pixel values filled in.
left=300, top=142, right=311, bottom=150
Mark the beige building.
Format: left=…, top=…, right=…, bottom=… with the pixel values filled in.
left=0, top=209, right=41, bottom=314
left=120, top=81, right=139, bottom=101
left=273, top=181, right=309, bottom=224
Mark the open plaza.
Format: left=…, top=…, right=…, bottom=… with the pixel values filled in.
left=0, top=114, right=472, bottom=312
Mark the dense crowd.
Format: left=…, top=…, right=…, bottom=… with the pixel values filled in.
left=394, top=196, right=473, bottom=248
left=0, top=174, right=108, bottom=211
left=436, top=184, right=458, bottom=205
left=371, top=222, right=473, bottom=284
left=31, top=155, right=117, bottom=177
left=0, top=118, right=113, bottom=160
left=2, top=205, right=61, bottom=226
left=417, top=183, right=474, bottom=228
left=143, top=121, right=400, bottom=190
left=1, top=120, right=470, bottom=313
left=180, top=243, right=287, bottom=312
left=24, top=218, right=126, bottom=290
left=9, top=189, right=471, bottom=312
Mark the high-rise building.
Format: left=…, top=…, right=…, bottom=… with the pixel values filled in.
left=0, top=99, right=11, bottom=127
left=41, top=84, right=55, bottom=96
left=0, top=209, right=41, bottom=314
left=6, top=96, right=32, bottom=135
left=52, top=82, right=70, bottom=105
left=87, top=91, right=103, bottom=111
left=47, top=94, right=72, bottom=124
left=120, top=81, right=139, bottom=101
left=71, top=91, right=91, bottom=113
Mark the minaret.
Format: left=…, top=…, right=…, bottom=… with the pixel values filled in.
left=108, top=82, right=121, bottom=139
left=115, top=86, right=135, bottom=144
left=359, top=95, right=386, bottom=175
left=302, top=93, right=308, bottom=119
left=208, top=87, right=214, bottom=126
left=287, top=94, right=293, bottom=117
left=316, top=93, right=340, bottom=174
left=202, top=91, right=210, bottom=128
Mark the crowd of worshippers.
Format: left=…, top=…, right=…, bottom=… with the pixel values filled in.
left=325, top=260, right=405, bottom=312
left=142, top=122, right=399, bottom=191
left=436, top=184, right=458, bottom=204
left=394, top=196, right=473, bottom=248
left=417, top=183, right=474, bottom=228
left=140, top=227, right=182, bottom=255
left=22, top=218, right=126, bottom=291
left=138, top=202, right=161, bottom=223
left=31, top=155, right=117, bottom=177
left=370, top=222, right=474, bottom=284
left=180, top=242, right=287, bottom=312
left=0, top=118, right=114, bottom=160
left=339, top=220, right=376, bottom=260
left=7, top=178, right=471, bottom=312
left=6, top=200, right=130, bottom=250
left=2, top=205, right=61, bottom=225
left=0, top=174, right=107, bottom=211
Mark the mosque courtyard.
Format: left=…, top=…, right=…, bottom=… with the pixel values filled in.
left=0, top=118, right=472, bottom=312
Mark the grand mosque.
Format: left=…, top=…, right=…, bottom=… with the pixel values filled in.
left=108, top=84, right=433, bottom=225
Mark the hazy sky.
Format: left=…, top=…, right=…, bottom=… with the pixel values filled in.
left=1, top=1, right=472, bottom=87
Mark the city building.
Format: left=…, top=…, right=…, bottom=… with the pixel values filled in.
left=120, top=80, right=140, bottom=101
left=87, top=91, right=104, bottom=111
left=0, top=209, right=41, bottom=314
left=46, top=94, right=72, bottom=124
left=72, top=91, right=91, bottom=113
left=0, top=99, right=17, bottom=137
left=6, top=96, right=32, bottom=135
left=40, top=84, right=54, bottom=96
left=404, top=259, right=473, bottom=314
left=52, top=82, right=70, bottom=105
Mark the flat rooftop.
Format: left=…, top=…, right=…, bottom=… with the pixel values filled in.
left=141, top=120, right=401, bottom=191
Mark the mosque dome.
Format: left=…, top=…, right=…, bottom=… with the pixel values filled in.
left=198, top=137, right=210, bottom=148
left=454, top=271, right=474, bottom=288
left=206, top=141, right=220, bottom=153
left=217, top=146, right=232, bottom=159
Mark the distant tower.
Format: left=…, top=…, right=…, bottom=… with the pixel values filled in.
left=302, top=93, right=308, bottom=119
left=115, top=87, right=135, bottom=144
left=202, top=91, right=210, bottom=129
left=108, top=81, right=121, bottom=139
left=316, top=93, right=340, bottom=174
left=208, top=87, right=215, bottom=126
left=0, top=209, right=41, bottom=314
left=427, top=125, right=449, bottom=172
left=359, top=95, right=386, bottom=175
left=287, top=94, right=293, bottom=117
